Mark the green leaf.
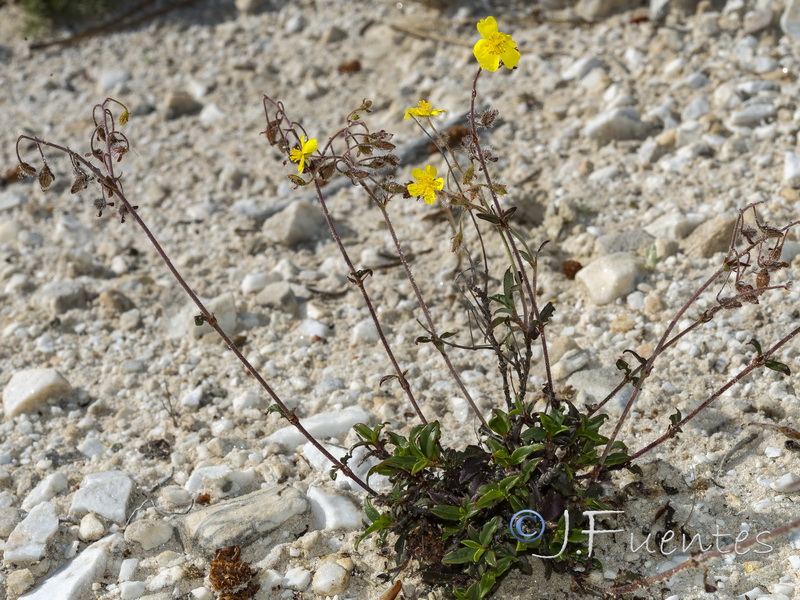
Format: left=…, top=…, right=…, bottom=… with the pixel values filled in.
left=411, top=458, right=431, bottom=474
left=364, top=497, right=380, bottom=522
left=521, top=426, right=546, bottom=444
left=475, top=488, right=504, bottom=511
left=479, top=516, right=500, bottom=547
left=508, top=445, right=539, bottom=465
left=443, top=546, right=477, bottom=565
left=749, top=338, right=763, bottom=355
left=540, top=302, right=555, bottom=323
left=478, top=572, right=497, bottom=598
left=429, top=505, right=464, bottom=521
left=765, top=359, right=791, bottom=376
left=417, top=422, right=441, bottom=460
left=489, top=409, right=512, bottom=437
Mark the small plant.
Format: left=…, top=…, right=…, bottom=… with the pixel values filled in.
left=18, top=0, right=112, bottom=35
left=15, top=13, right=800, bottom=600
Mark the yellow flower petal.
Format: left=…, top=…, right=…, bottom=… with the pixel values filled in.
left=473, top=16, right=519, bottom=71
left=407, top=165, right=444, bottom=204
left=476, top=16, right=498, bottom=37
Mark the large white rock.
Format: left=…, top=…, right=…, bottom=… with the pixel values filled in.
left=70, top=471, right=133, bottom=524
left=265, top=405, right=370, bottom=450
left=307, top=486, right=363, bottom=531
left=3, top=501, right=59, bottom=563
left=3, top=368, right=71, bottom=420
left=20, top=534, right=123, bottom=600
left=575, top=253, right=644, bottom=304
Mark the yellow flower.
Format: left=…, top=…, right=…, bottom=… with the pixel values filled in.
left=407, top=165, right=444, bottom=204
left=404, top=100, right=447, bottom=120
left=473, top=16, right=520, bottom=72
left=289, top=135, right=318, bottom=173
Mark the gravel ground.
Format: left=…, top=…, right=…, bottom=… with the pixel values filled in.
left=1, top=0, right=800, bottom=599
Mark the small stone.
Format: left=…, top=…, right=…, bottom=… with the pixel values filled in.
left=7, top=568, right=35, bottom=596
left=595, top=230, right=655, bottom=255
left=262, top=200, right=328, bottom=247
left=552, top=349, right=589, bottom=380
left=19, top=534, right=123, bottom=599
left=37, top=280, right=87, bottom=315
left=307, top=486, right=362, bottom=531
left=4, top=368, right=72, bottom=420
left=784, top=152, right=800, bottom=188
left=241, top=272, right=272, bottom=295
left=322, top=25, right=347, bottom=44
left=70, top=471, right=134, bottom=524
left=163, top=91, right=203, bottom=120
left=96, top=69, right=130, bottom=92
left=681, top=215, right=735, bottom=258
left=283, top=566, right=311, bottom=591
left=610, top=313, right=636, bottom=333
left=256, top=281, right=299, bottom=316
left=124, top=519, right=173, bottom=550
left=0, top=506, right=22, bottom=537
left=575, top=253, right=645, bottom=304
left=235, top=0, right=271, bottom=14
left=771, top=473, right=800, bottom=492
left=97, top=289, right=135, bottom=313
left=637, top=137, right=669, bottom=166
left=0, top=190, right=26, bottom=211
left=284, top=13, right=306, bottom=34
left=199, top=103, right=224, bottom=126
left=576, top=0, right=640, bottom=20
left=781, top=0, right=800, bottom=39
left=681, top=95, right=711, bottom=122
left=728, top=103, right=776, bottom=128
left=350, top=318, right=380, bottom=344
left=119, top=581, right=147, bottom=600
left=182, top=292, right=237, bottom=339
left=118, top=558, right=139, bottom=582
left=21, top=471, right=69, bottom=510
left=3, top=501, right=59, bottom=563
left=562, top=56, right=606, bottom=80
left=232, top=390, right=264, bottom=411
left=584, top=109, right=656, bottom=146
left=312, top=560, right=350, bottom=596
left=79, top=513, right=106, bottom=542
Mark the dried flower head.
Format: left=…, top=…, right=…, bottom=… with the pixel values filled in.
left=38, top=162, right=55, bottom=191
left=17, top=162, right=37, bottom=178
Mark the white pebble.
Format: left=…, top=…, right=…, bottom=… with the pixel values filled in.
left=771, top=473, right=800, bottom=493
left=70, top=471, right=134, bottom=524
left=118, top=558, right=139, bottom=582
left=283, top=566, right=311, bottom=590
left=3, top=368, right=71, bottom=420
left=312, top=560, right=350, bottom=596
left=3, top=501, right=59, bottom=562
left=575, top=253, right=644, bottom=304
